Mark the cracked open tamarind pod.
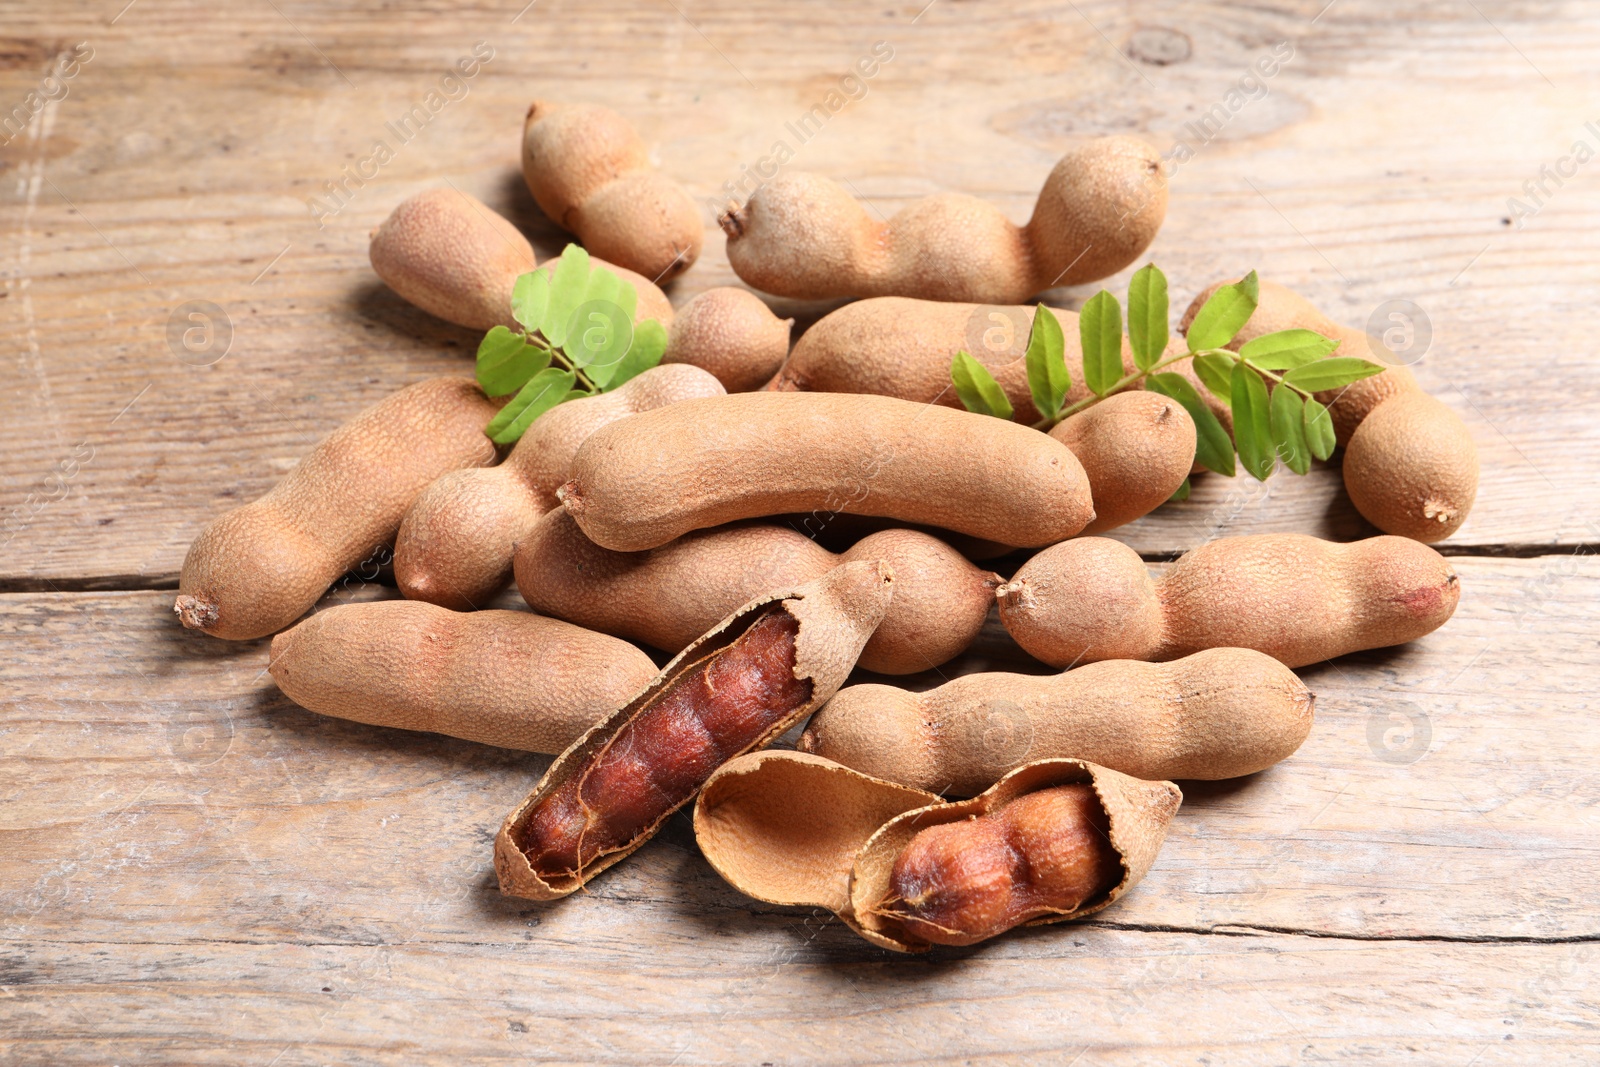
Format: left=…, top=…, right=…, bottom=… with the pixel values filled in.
left=515, top=510, right=997, bottom=675
left=395, top=364, right=725, bottom=611
left=495, top=560, right=896, bottom=900
left=522, top=101, right=703, bottom=282
left=558, top=392, right=1096, bottom=552
left=695, top=751, right=1179, bottom=953
left=268, top=600, right=657, bottom=753
left=1180, top=279, right=1478, bottom=541
left=798, top=647, right=1314, bottom=796
left=720, top=137, right=1166, bottom=303
left=368, top=188, right=674, bottom=330
left=996, top=534, right=1461, bottom=670
left=174, top=378, right=500, bottom=641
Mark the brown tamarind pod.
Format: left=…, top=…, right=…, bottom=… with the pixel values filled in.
left=798, top=647, right=1314, bottom=795
left=174, top=378, right=500, bottom=641
left=1050, top=391, right=1196, bottom=534
left=1180, top=279, right=1478, bottom=541
left=694, top=751, right=1180, bottom=953
left=494, top=560, right=896, bottom=900
left=395, top=364, right=725, bottom=611
left=368, top=188, right=673, bottom=331
left=661, top=287, right=793, bottom=392
left=558, top=392, right=1096, bottom=552
left=996, top=534, right=1461, bottom=670
left=268, top=600, right=658, bottom=753
left=515, top=511, right=997, bottom=675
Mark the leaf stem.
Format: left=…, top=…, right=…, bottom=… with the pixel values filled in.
left=530, top=336, right=597, bottom=392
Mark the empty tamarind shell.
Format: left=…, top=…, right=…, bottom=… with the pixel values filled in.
left=694, top=751, right=1180, bottom=953
left=494, top=560, right=896, bottom=901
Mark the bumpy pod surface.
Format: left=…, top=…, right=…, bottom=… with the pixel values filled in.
left=720, top=137, right=1166, bottom=303
left=996, top=534, right=1461, bottom=669
left=695, top=752, right=1179, bottom=952
left=1051, top=392, right=1195, bottom=534
left=495, top=561, right=896, bottom=900
left=515, top=512, right=997, bottom=674
left=175, top=378, right=499, bottom=641
left=662, top=287, right=793, bottom=392
left=369, top=188, right=673, bottom=330
left=558, top=392, right=1095, bottom=551
left=268, top=600, right=657, bottom=753
left=1181, top=279, right=1477, bottom=541
left=522, top=100, right=703, bottom=281
left=798, top=647, right=1314, bottom=795
left=395, top=364, right=725, bottom=611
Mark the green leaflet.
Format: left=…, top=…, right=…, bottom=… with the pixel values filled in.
left=951, top=351, right=1015, bottom=419
left=605, top=318, right=669, bottom=391
left=1231, top=362, right=1274, bottom=481
left=1080, top=289, right=1124, bottom=397
left=1146, top=372, right=1234, bottom=477
left=1281, top=356, right=1387, bottom=393
left=1304, top=398, right=1336, bottom=461
left=1269, top=382, right=1311, bottom=475
left=542, top=245, right=592, bottom=348
left=476, top=326, right=550, bottom=397
left=1239, top=328, right=1340, bottom=370
left=1186, top=270, right=1259, bottom=352
left=1127, top=264, right=1169, bottom=371
left=484, top=368, right=579, bottom=445
left=1192, top=352, right=1235, bottom=402
left=1024, top=304, right=1070, bottom=420
left=511, top=270, right=550, bottom=334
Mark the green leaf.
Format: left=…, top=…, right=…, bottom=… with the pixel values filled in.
left=1239, top=328, right=1340, bottom=370
left=510, top=271, right=549, bottom=334
left=1303, top=398, right=1336, bottom=461
left=1192, top=352, right=1235, bottom=402
left=1023, top=304, right=1070, bottom=420
left=483, top=368, right=577, bottom=445
left=1127, top=264, right=1169, bottom=371
left=604, top=318, right=668, bottom=391
left=1269, top=382, right=1311, bottom=475
left=1146, top=372, right=1235, bottom=477
left=951, top=351, right=1015, bottom=420
left=1281, top=357, right=1387, bottom=393
left=1231, top=362, right=1274, bottom=481
left=1185, top=270, right=1260, bottom=352
left=1079, top=289, right=1124, bottom=397
left=475, top=326, right=550, bottom=397
left=566, top=302, right=634, bottom=388
left=1168, top=476, right=1190, bottom=503
left=542, top=245, right=591, bottom=347
left=603, top=269, right=638, bottom=324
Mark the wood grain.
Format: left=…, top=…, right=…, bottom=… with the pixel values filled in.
left=3, top=0, right=1596, bottom=1061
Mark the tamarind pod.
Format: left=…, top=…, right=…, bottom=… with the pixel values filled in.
left=1180, top=279, right=1477, bottom=541
left=694, top=752, right=1179, bottom=953
left=996, top=534, right=1461, bottom=670
left=515, top=512, right=997, bottom=674
left=1051, top=391, right=1195, bottom=534
left=394, top=364, right=725, bottom=611
left=774, top=298, right=1133, bottom=423
left=267, top=601, right=658, bottom=753
left=719, top=137, right=1165, bottom=303
left=522, top=101, right=702, bottom=282
left=661, top=287, right=793, bottom=393
left=797, top=647, right=1314, bottom=795
left=558, top=392, right=1096, bottom=552
left=368, top=188, right=673, bottom=331
left=495, top=560, right=896, bottom=900
left=174, top=378, right=500, bottom=641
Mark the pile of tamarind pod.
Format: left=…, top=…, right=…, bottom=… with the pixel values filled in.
left=166, top=99, right=1482, bottom=952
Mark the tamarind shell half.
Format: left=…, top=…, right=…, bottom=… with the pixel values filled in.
left=494, top=560, right=896, bottom=901
left=847, top=759, right=1181, bottom=953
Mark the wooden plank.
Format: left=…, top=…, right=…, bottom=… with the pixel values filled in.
left=2, top=934, right=1595, bottom=1065
left=3, top=557, right=1595, bottom=959
left=3, top=0, right=1598, bottom=591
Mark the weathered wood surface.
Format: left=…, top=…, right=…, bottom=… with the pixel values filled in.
left=3, top=0, right=1598, bottom=1062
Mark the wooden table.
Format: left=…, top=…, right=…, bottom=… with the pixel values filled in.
left=4, top=1, right=1596, bottom=1062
